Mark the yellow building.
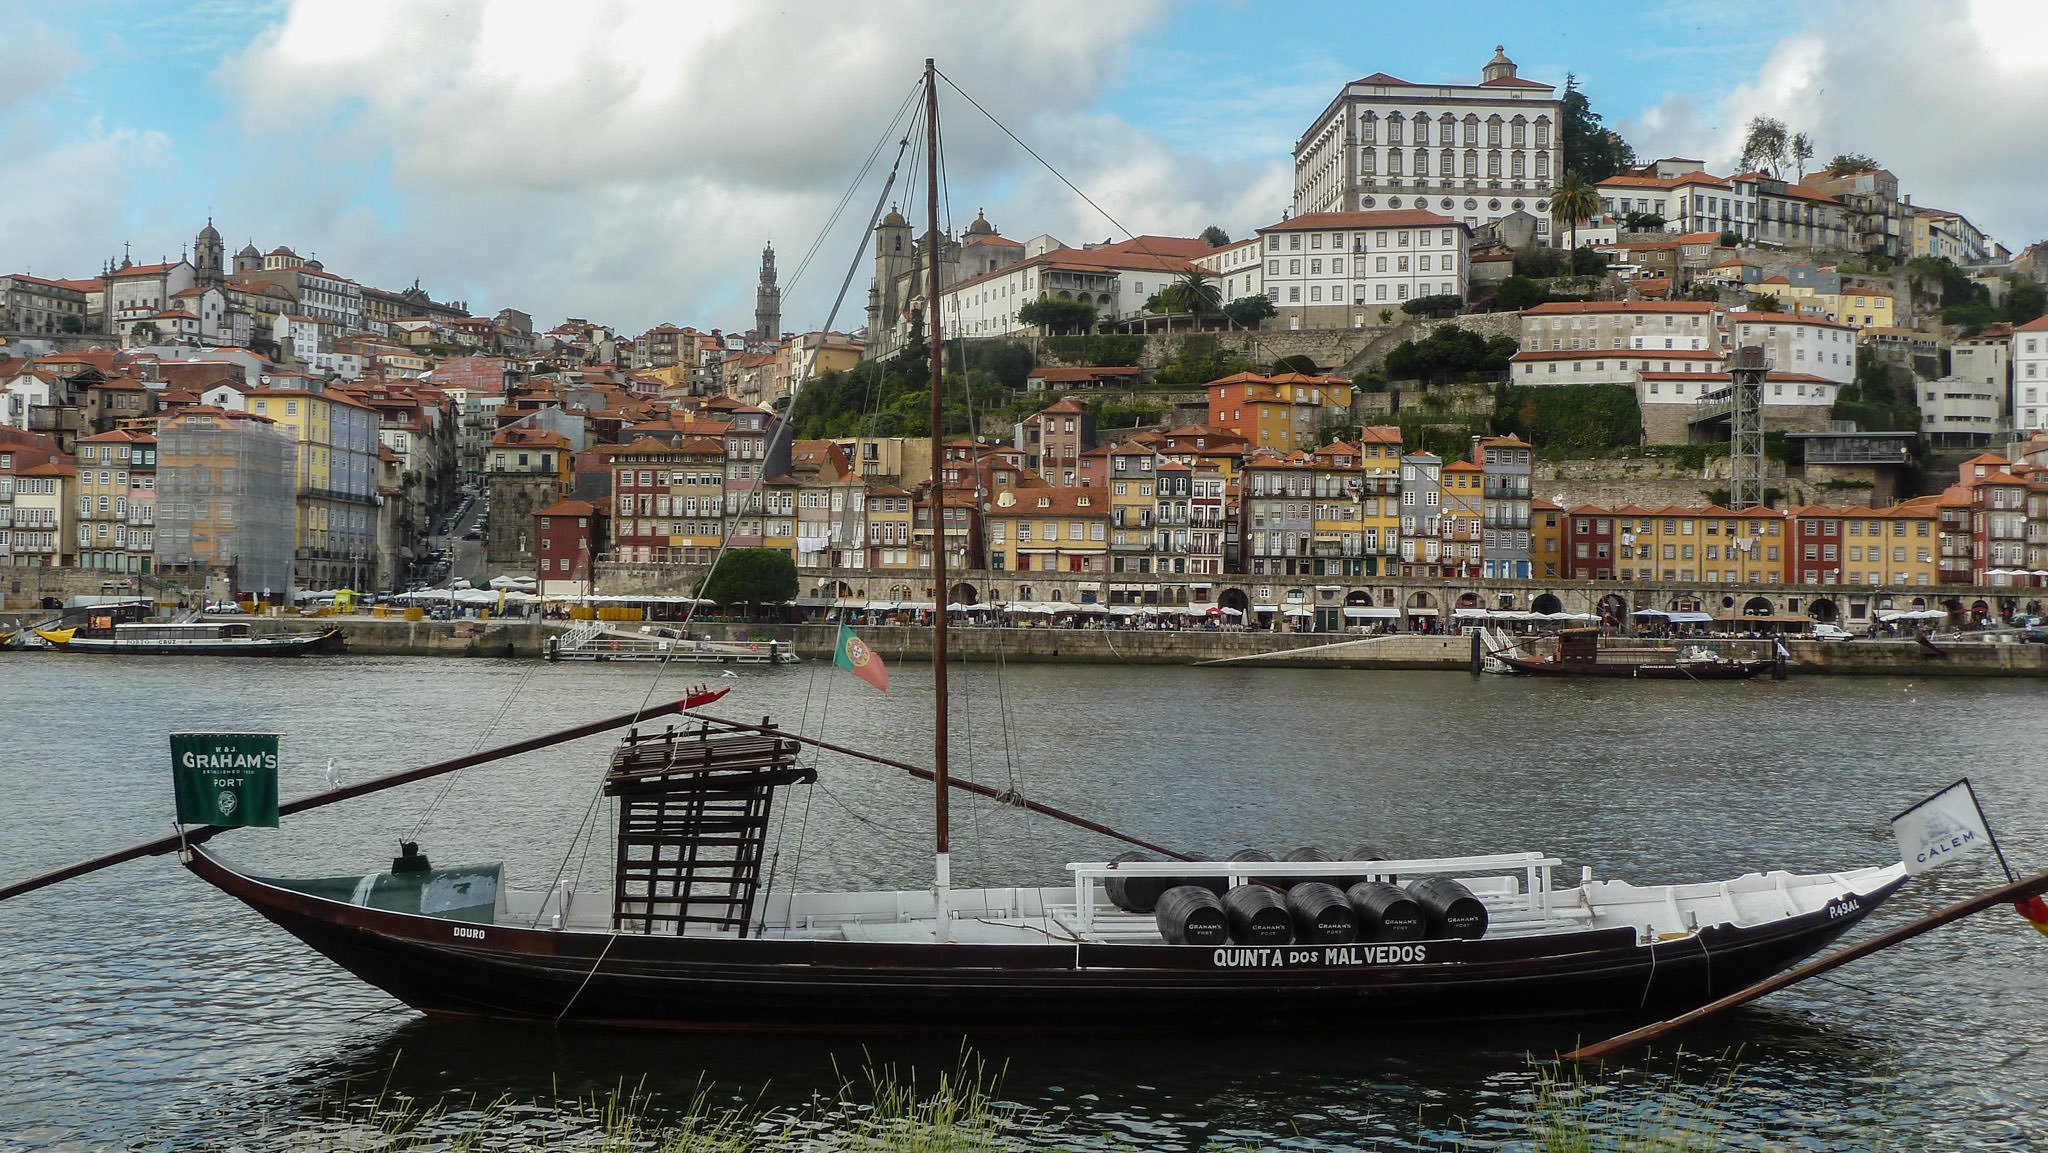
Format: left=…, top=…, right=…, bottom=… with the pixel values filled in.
left=1529, top=497, right=1563, bottom=578
left=73, top=428, right=156, bottom=574
left=1818, top=289, right=1894, bottom=330
left=1627, top=504, right=1786, bottom=584
left=1878, top=498, right=1940, bottom=587
left=245, top=386, right=381, bottom=588
left=984, top=487, right=1109, bottom=574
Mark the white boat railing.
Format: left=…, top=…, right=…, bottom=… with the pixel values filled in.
left=1066, top=853, right=1562, bottom=937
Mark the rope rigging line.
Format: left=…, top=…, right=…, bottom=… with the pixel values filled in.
left=933, top=68, right=1176, bottom=273
left=671, top=90, right=917, bottom=640
left=781, top=80, right=923, bottom=296
left=403, top=659, right=543, bottom=844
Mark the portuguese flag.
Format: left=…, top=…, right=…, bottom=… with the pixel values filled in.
left=833, top=623, right=888, bottom=691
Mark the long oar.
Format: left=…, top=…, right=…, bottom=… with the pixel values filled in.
left=0, top=688, right=728, bottom=903
left=692, top=710, right=1192, bottom=861
left=1564, top=867, right=2048, bottom=1063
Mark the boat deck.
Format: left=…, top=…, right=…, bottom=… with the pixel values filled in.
left=484, top=857, right=1904, bottom=949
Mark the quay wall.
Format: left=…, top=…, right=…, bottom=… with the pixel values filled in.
left=217, top=618, right=2048, bottom=675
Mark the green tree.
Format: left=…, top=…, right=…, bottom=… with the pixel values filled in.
left=1738, top=115, right=1791, bottom=176
left=1155, top=270, right=1223, bottom=318
left=1496, top=275, right=1546, bottom=311
left=1222, top=294, right=1276, bottom=328
left=1382, top=324, right=1517, bottom=385
left=1828, top=153, right=1880, bottom=175
left=1017, top=296, right=1096, bottom=334
left=1621, top=212, right=1666, bottom=233
left=59, top=315, right=84, bottom=334
left=2008, top=281, right=2047, bottom=327
left=1718, top=230, right=1742, bottom=247
left=1550, top=171, right=1601, bottom=251
left=1199, top=224, right=1231, bottom=247
left=1559, top=74, right=1636, bottom=182
left=1570, top=247, right=1608, bottom=277
left=1750, top=292, right=1783, bottom=313
left=1791, top=131, right=1814, bottom=179
left=701, top=548, right=797, bottom=611
left=1402, top=293, right=1464, bottom=318
left=129, top=320, right=160, bottom=344
left=1270, top=353, right=1321, bottom=375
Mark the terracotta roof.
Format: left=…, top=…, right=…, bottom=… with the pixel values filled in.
left=536, top=498, right=599, bottom=517
left=1510, top=349, right=1722, bottom=362
left=1479, top=74, right=1552, bottom=89
left=1733, top=311, right=1852, bottom=330
left=1350, top=71, right=1409, bottom=85
left=1522, top=300, right=1719, bottom=315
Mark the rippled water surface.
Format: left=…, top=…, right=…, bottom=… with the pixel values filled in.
left=1, top=654, right=2044, bottom=1149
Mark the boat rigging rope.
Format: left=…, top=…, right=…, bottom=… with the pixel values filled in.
left=528, top=758, right=612, bottom=930
left=554, top=932, right=618, bottom=1025
left=403, top=658, right=543, bottom=844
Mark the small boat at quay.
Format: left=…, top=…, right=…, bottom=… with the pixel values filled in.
left=1493, top=627, right=1773, bottom=680
left=40, top=620, right=343, bottom=657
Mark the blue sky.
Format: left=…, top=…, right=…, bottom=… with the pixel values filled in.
left=3, top=1, right=2042, bottom=334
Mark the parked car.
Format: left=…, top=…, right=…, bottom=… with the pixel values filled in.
left=463, top=528, right=482, bottom=540
left=204, top=601, right=246, bottom=614
left=1812, top=623, right=1854, bottom=641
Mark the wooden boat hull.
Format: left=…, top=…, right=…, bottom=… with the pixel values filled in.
left=48, top=628, right=343, bottom=656
left=187, top=848, right=1906, bottom=1033
left=1496, top=655, right=1770, bottom=680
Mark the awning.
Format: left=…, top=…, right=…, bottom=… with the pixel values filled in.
left=1453, top=607, right=1489, bottom=618
left=1344, top=606, right=1399, bottom=619
left=1283, top=606, right=1313, bottom=617
left=1667, top=611, right=1714, bottom=623
left=1252, top=604, right=1280, bottom=613
left=1406, top=607, right=1440, bottom=616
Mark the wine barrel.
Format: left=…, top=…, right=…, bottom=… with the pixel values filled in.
left=1105, top=851, right=1169, bottom=914
left=1227, top=847, right=1277, bottom=887
left=1283, top=845, right=1340, bottom=889
left=1154, top=885, right=1229, bottom=946
left=1222, top=883, right=1294, bottom=945
left=1339, top=843, right=1394, bottom=887
left=1345, top=881, right=1426, bottom=942
left=1285, top=881, right=1358, bottom=944
left=1406, top=876, right=1488, bottom=939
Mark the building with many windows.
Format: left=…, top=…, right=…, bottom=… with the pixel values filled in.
left=73, top=428, right=155, bottom=574
left=244, top=385, right=381, bottom=589
left=154, top=407, right=298, bottom=599
left=1244, top=211, right=1471, bottom=329
left=1292, top=47, right=1560, bottom=240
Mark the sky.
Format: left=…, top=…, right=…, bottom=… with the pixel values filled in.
left=3, top=0, right=2046, bottom=337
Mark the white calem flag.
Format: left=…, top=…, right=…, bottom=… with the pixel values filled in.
left=1892, top=780, right=1994, bottom=875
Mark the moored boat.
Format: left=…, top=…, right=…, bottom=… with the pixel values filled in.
left=1494, top=627, right=1772, bottom=680
left=43, top=620, right=342, bottom=657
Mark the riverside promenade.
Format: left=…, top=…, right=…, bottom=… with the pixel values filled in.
left=239, top=617, right=2048, bottom=675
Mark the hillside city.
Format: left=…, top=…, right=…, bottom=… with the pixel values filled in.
left=5, top=46, right=2048, bottom=628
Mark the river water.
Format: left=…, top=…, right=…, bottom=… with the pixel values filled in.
left=1, top=654, right=2043, bottom=1150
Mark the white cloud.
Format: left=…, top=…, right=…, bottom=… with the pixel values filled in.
left=0, top=124, right=176, bottom=278
left=210, top=0, right=1329, bottom=333
left=1627, top=0, right=2048, bottom=251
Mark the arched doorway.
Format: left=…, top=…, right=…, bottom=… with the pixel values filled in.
left=1597, top=593, right=1628, bottom=626
left=948, top=582, right=978, bottom=605
left=1970, top=599, right=1990, bottom=620
left=1406, top=591, right=1439, bottom=632
left=1530, top=592, right=1562, bottom=615
left=1219, top=587, right=1250, bottom=614
left=1743, top=596, right=1774, bottom=616
left=1808, top=598, right=1838, bottom=623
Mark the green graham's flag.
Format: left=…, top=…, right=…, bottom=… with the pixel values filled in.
left=171, top=733, right=281, bottom=828
left=832, top=623, right=888, bottom=691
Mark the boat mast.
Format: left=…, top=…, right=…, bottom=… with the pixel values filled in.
left=923, top=58, right=953, bottom=942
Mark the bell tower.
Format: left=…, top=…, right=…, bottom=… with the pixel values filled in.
left=754, top=243, right=782, bottom=340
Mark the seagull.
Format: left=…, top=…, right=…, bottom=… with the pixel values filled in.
left=720, top=670, right=740, bottom=678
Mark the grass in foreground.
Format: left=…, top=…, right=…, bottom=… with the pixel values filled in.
left=270, top=1052, right=1916, bottom=1153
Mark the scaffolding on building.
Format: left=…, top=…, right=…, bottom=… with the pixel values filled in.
left=1726, top=345, right=1770, bottom=511
left=155, top=411, right=299, bottom=600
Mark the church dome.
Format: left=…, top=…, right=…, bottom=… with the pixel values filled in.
left=198, top=219, right=221, bottom=241
left=881, top=205, right=908, bottom=228
left=966, top=209, right=994, bottom=236
left=238, top=243, right=260, bottom=258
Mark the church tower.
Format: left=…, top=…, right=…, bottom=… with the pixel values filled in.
left=1481, top=45, right=1518, bottom=84
left=194, top=218, right=225, bottom=287
left=754, top=243, right=782, bottom=340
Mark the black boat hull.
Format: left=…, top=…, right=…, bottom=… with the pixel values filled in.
left=187, top=849, right=1905, bottom=1033
left=1497, top=655, right=1770, bottom=680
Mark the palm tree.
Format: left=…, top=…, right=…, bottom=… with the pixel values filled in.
left=1551, top=172, right=1600, bottom=254
left=1156, top=269, right=1223, bottom=331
